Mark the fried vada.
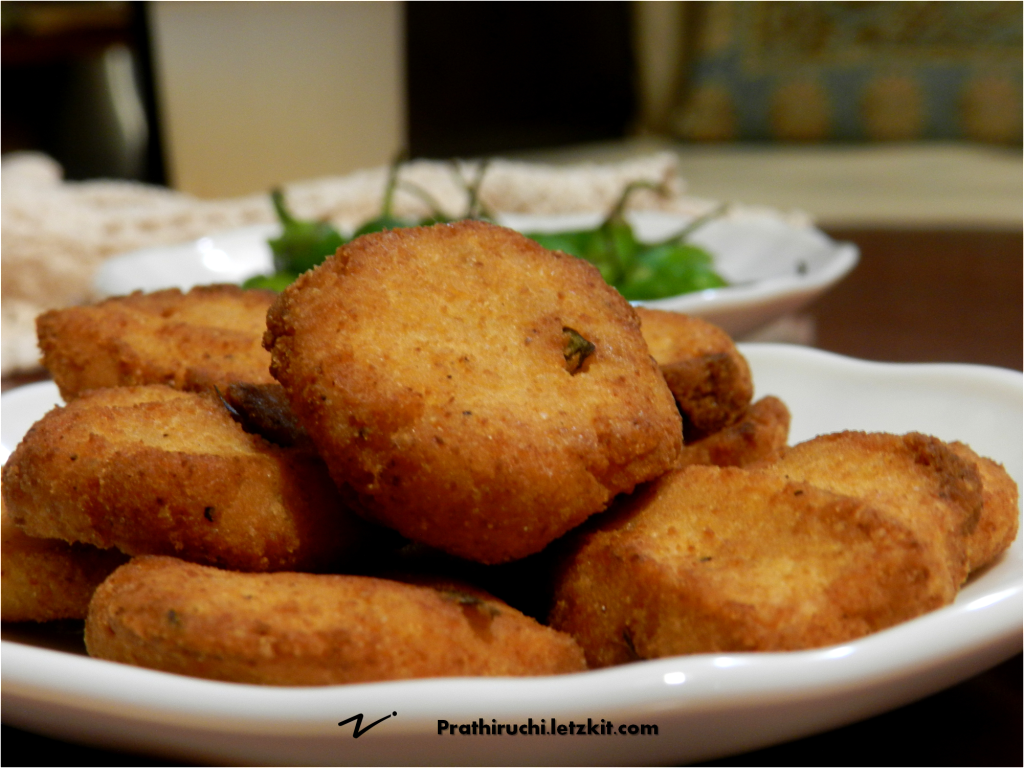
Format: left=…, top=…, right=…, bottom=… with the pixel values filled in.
left=264, top=221, right=683, bottom=564
left=37, top=285, right=276, bottom=400
left=947, top=442, right=1019, bottom=573
left=635, top=307, right=753, bottom=439
left=1, top=494, right=127, bottom=622
left=755, top=432, right=983, bottom=603
left=1, top=385, right=376, bottom=572
left=677, top=395, right=790, bottom=468
left=550, top=465, right=945, bottom=666
left=85, top=555, right=587, bottom=685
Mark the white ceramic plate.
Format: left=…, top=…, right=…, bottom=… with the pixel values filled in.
left=2, top=346, right=1020, bottom=765
left=92, top=224, right=280, bottom=298
left=93, top=213, right=858, bottom=338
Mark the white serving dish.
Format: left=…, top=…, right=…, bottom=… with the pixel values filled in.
left=2, top=345, right=1019, bottom=765
left=93, top=212, right=858, bottom=338
left=93, top=224, right=279, bottom=298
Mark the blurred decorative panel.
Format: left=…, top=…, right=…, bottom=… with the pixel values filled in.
left=672, top=2, right=1022, bottom=143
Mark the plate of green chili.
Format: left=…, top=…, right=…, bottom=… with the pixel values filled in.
left=94, top=207, right=856, bottom=339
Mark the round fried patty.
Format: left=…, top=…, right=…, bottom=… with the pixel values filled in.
left=37, top=284, right=276, bottom=400
left=264, top=221, right=682, bottom=563
left=86, top=556, right=587, bottom=685
left=1, top=386, right=375, bottom=572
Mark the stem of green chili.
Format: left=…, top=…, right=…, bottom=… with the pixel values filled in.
left=270, top=188, right=297, bottom=227
left=657, top=202, right=729, bottom=246
left=396, top=180, right=448, bottom=221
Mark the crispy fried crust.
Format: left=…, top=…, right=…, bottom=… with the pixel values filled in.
left=264, top=221, right=683, bottom=564
left=37, top=285, right=276, bottom=400
left=678, top=396, right=790, bottom=468
left=948, top=442, right=1020, bottom=573
left=1, top=495, right=127, bottom=622
left=635, top=307, right=753, bottom=439
left=86, top=556, right=587, bottom=685
left=755, top=432, right=983, bottom=602
left=1, top=386, right=376, bottom=572
left=550, top=466, right=944, bottom=666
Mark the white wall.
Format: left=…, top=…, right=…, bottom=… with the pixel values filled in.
left=149, top=2, right=405, bottom=198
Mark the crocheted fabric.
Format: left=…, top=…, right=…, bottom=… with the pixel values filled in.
left=1, top=151, right=807, bottom=373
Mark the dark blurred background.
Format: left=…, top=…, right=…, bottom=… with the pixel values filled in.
left=3, top=1, right=1021, bottom=194
left=405, top=2, right=636, bottom=158
left=2, top=1, right=164, bottom=181
left=4, top=1, right=645, bottom=188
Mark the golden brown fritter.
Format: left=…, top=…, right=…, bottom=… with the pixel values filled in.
left=635, top=307, right=753, bottom=439
left=948, top=442, right=1019, bottom=573
left=755, top=432, right=983, bottom=603
left=264, top=221, right=683, bottom=564
left=1, top=494, right=127, bottom=622
left=678, top=396, right=790, bottom=468
left=37, top=285, right=276, bottom=400
left=549, top=465, right=945, bottom=667
left=1, top=385, right=378, bottom=572
left=86, top=556, right=587, bottom=685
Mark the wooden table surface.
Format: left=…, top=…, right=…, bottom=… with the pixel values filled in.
left=2, top=227, right=1021, bottom=765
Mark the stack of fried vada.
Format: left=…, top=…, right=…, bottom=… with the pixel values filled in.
left=754, top=432, right=983, bottom=603
left=1, top=494, right=127, bottom=622
left=549, top=430, right=1017, bottom=665
left=2, top=219, right=1017, bottom=688
left=636, top=307, right=789, bottom=466
left=634, top=307, right=753, bottom=437
left=948, top=441, right=1021, bottom=572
